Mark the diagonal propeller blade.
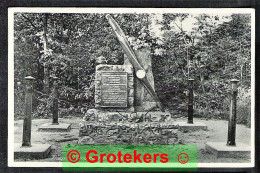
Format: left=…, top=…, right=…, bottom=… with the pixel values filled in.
left=106, top=14, right=143, bottom=71
left=106, top=14, right=163, bottom=111
left=139, top=77, right=163, bottom=110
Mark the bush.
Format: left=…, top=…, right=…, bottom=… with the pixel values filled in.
left=32, top=97, right=53, bottom=119
left=14, top=91, right=25, bottom=120
left=237, top=87, right=251, bottom=127
left=193, top=86, right=251, bottom=127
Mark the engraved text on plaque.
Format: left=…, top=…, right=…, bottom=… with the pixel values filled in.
left=100, top=72, right=128, bottom=107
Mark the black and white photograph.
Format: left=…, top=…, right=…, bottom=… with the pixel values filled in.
left=8, top=8, right=255, bottom=168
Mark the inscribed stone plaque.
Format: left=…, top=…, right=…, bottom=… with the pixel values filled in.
left=100, top=72, right=128, bottom=107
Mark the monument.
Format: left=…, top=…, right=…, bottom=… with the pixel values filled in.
left=78, top=15, right=178, bottom=145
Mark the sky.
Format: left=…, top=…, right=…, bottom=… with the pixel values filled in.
left=148, top=13, right=233, bottom=55
left=149, top=13, right=233, bottom=41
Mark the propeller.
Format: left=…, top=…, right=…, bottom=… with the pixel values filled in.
left=106, top=14, right=163, bottom=111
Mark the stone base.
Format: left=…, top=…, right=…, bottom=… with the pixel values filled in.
left=14, top=143, right=52, bottom=159
left=79, top=111, right=177, bottom=145
left=78, top=122, right=179, bottom=145
left=173, top=122, right=208, bottom=131
left=38, top=123, right=71, bottom=132
left=83, top=110, right=172, bottom=123
left=205, top=142, right=251, bottom=158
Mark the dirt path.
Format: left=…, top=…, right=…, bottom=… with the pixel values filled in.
left=175, top=118, right=251, bottom=163
left=13, top=117, right=251, bottom=163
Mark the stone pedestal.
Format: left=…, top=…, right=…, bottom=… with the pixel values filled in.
left=205, top=142, right=250, bottom=158
left=173, top=121, right=207, bottom=131
left=14, top=143, right=51, bottom=159
left=38, top=123, right=71, bottom=132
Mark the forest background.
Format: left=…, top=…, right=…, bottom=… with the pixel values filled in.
left=13, top=13, right=251, bottom=126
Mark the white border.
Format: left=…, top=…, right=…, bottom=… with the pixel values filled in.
left=8, top=8, right=255, bottom=168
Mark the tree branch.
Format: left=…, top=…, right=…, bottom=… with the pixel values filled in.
left=21, top=14, right=37, bottom=30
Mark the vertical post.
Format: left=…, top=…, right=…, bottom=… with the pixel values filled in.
left=22, top=76, right=35, bottom=147
left=227, top=79, right=239, bottom=146
left=52, top=76, right=59, bottom=125
left=187, top=78, right=194, bottom=124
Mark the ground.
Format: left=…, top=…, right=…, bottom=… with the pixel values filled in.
left=13, top=117, right=251, bottom=163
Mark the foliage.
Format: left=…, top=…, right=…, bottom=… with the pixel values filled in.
left=14, top=13, right=251, bottom=126
left=153, top=13, right=251, bottom=125
left=237, top=87, right=251, bottom=127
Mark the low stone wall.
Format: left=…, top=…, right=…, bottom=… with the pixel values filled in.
left=79, top=110, right=179, bottom=145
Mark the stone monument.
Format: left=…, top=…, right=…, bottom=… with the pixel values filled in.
left=78, top=15, right=177, bottom=145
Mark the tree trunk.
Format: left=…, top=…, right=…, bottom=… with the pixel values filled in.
left=42, top=14, right=49, bottom=93
left=240, top=64, right=243, bottom=84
